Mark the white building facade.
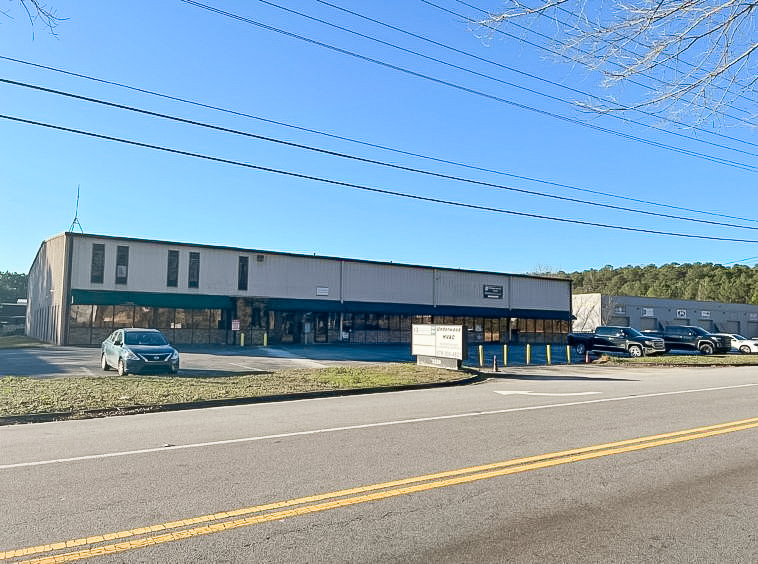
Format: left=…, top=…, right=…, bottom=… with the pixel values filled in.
left=27, top=233, right=573, bottom=346
left=573, top=293, right=758, bottom=336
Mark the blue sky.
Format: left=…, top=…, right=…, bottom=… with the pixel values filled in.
left=1, top=0, right=756, bottom=275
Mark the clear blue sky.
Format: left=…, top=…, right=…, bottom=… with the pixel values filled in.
left=1, top=0, right=756, bottom=275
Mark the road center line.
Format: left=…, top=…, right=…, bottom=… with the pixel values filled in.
left=5, top=416, right=758, bottom=563
left=2, top=383, right=757, bottom=471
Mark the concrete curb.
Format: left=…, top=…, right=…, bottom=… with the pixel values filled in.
left=0, top=373, right=488, bottom=426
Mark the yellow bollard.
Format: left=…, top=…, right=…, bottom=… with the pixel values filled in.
left=503, top=344, right=508, bottom=367
left=566, top=344, right=571, bottom=364
left=263, top=331, right=268, bottom=347
left=478, top=345, right=484, bottom=367
left=240, top=332, right=245, bottom=347
left=526, top=343, right=531, bottom=365
left=546, top=344, right=551, bottom=365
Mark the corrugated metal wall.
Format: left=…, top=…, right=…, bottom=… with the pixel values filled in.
left=26, top=233, right=67, bottom=344
left=63, top=234, right=570, bottom=311
left=342, top=262, right=433, bottom=305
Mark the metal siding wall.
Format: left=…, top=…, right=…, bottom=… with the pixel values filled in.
left=510, top=277, right=571, bottom=310
left=435, top=271, right=510, bottom=308
left=342, top=262, right=433, bottom=304
left=249, top=254, right=341, bottom=301
left=587, top=294, right=758, bottom=333
left=61, top=235, right=571, bottom=314
left=27, top=234, right=67, bottom=343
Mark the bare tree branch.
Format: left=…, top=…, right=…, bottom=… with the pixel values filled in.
left=478, top=0, right=758, bottom=126
left=2, top=0, right=63, bottom=36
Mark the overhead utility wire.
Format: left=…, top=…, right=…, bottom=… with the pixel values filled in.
left=179, top=0, right=757, bottom=173
left=3, top=76, right=755, bottom=231
left=309, top=0, right=758, bottom=154
left=547, top=3, right=758, bottom=105
left=448, top=0, right=757, bottom=120
left=3, top=57, right=756, bottom=224
left=4, top=111, right=758, bottom=243
left=441, top=0, right=756, bottom=125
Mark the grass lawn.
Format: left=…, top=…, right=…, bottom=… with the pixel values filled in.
left=606, top=353, right=758, bottom=365
left=0, top=364, right=475, bottom=420
left=0, top=335, right=45, bottom=349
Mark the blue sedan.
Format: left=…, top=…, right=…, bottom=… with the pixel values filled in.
left=101, top=328, right=180, bottom=375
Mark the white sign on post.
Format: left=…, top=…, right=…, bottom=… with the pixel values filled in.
left=411, top=325, right=466, bottom=368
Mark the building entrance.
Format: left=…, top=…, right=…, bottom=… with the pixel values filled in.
left=314, top=313, right=329, bottom=343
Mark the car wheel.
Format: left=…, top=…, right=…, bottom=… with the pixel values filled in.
left=699, top=342, right=714, bottom=355
left=118, top=359, right=127, bottom=376
left=575, top=342, right=587, bottom=355
left=740, top=345, right=751, bottom=354
left=628, top=345, right=643, bottom=358
left=101, top=354, right=110, bottom=371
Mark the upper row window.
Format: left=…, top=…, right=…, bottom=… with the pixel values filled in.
left=167, top=250, right=179, bottom=287
left=115, top=246, right=129, bottom=285
left=90, top=243, right=128, bottom=285
left=238, top=256, right=249, bottom=291
left=188, top=252, right=200, bottom=288
left=167, top=250, right=201, bottom=289
left=90, top=244, right=105, bottom=284
left=90, top=245, right=205, bottom=289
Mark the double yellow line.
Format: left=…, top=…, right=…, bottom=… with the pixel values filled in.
left=5, top=416, right=758, bottom=563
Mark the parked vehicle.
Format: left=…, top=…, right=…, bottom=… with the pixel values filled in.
left=712, top=333, right=758, bottom=354
left=101, top=328, right=180, bottom=375
left=567, top=326, right=665, bottom=357
left=641, top=325, right=731, bottom=355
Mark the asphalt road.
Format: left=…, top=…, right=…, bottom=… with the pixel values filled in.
left=0, top=344, right=415, bottom=378
left=3, top=364, right=758, bottom=562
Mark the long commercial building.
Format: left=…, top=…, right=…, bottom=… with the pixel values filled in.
left=573, top=293, right=758, bottom=336
left=27, top=233, right=573, bottom=346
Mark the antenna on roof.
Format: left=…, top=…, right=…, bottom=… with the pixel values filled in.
left=69, top=185, right=84, bottom=233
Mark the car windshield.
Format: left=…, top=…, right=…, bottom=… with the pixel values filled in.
left=124, top=331, right=168, bottom=346
left=625, top=328, right=645, bottom=337
left=733, top=334, right=747, bottom=340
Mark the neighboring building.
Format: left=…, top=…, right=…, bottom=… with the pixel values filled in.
left=573, top=293, right=758, bottom=336
left=27, top=233, right=573, bottom=346
left=0, top=300, right=26, bottom=336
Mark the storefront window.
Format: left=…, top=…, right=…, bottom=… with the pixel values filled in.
left=365, top=314, right=378, bottom=330
left=353, top=314, right=365, bottom=331
left=156, top=308, right=174, bottom=329
left=113, top=305, right=133, bottom=328
left=134, top=306, right=153, bottom=328
left=342, top=313, right=353, bottom=332
left=93, top=305, right=114, bottom=329
left=69, top=305, right=92, bottom=327
left=401, top=315, right=412, bottom=330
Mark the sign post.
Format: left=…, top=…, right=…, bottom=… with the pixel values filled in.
left=411, top=324, right=468, bottom=370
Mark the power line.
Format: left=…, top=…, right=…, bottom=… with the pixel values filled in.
left=545, top=3, right=758, bottom=105
left=3, top=76, right=757, bottom=231
left=445, top=0, right=757, bottom=123
left=177, top=0, right=758, bottom=173
left=4, top=111, right=758, bottom=243
left=2, top=54, right=756, bottom=223
left=307, top=0, right=758, bottom=155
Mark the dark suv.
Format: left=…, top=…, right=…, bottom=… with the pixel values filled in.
left=642, top=325, right=731, bottom=355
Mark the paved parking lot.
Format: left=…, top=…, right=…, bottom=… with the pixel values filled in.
left=0, top=344, right=415, bottom=378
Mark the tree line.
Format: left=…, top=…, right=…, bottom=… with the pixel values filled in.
left=565, top=263, right=758, bottom=305
left=0, top=272, right=28, bottom=303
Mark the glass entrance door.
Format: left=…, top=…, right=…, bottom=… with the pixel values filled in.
left=314, top=313, right=328, bottom=343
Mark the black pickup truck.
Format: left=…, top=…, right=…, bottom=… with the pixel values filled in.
left=567, top=326, right=666, bottom=357
left=641, top=325, right=731, bottom=354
